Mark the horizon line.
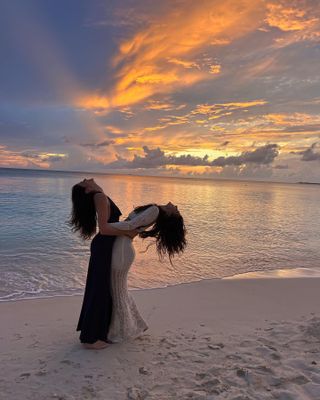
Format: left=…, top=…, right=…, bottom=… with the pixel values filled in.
left=2, top=166, right=320, bottom=185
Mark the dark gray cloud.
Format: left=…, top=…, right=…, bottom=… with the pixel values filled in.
left=274, top=164, right=289, bottom=169
left=105, top=144, right=279, bottom=169
left=291, top=142, right=320, bottom=161
left=299, top=142, right=320, bottom=161
left=79, top=139, right=115, bottom=149
left=210, top=144, right=279, bottom=167
left=283, top=124, right=320, bottom=133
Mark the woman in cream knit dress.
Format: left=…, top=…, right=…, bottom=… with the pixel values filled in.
left=107, top=205, right=159, bottom=342
left=108, top=203, right=186, bottom=343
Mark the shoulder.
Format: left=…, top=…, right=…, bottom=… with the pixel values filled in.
left=143, top=205, right=159, bottom=218
left=93, top=192, right=110, bottom=207
left=93, top=191, right=107, bottom=200
left=149, top=205, right=159, bottom=213
left=151, top=205, right=160, bottom=216
left=135, top=204, right=159, bottom=213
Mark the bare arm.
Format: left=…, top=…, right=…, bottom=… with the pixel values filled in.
left=108, top=206, right=159, bottom=231
left=94, top=193, right=137, bottom=236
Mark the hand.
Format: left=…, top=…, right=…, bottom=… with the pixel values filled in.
left=125, top=229, right=139, bottom=239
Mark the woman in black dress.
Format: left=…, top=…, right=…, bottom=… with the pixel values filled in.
left=69, top=178, right=137, bottom=349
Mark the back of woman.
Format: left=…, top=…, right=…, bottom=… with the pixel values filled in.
left=76, top=196, right=122, bottom=344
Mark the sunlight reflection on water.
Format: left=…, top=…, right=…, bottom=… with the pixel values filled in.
left=0, top=168, right=320, bottom=301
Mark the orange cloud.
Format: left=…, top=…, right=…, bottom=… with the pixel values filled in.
left=144, top=125, right=167, bottom=132
left=166, top=58, right=200, bottom=69
left=144, top=99, right=187, bottom=111
left=266, top=2, right=318, bottom=32
left=78, top=0, right=265, bottom=111
left=0, top=146, right=29, bottom=167
left=106, top=104, right=320, bottom=165
left=265, top=112, right=320, bottom=126
left=209, top=64, right=221, bottom=74
left=205, top=112, right=320, bottom=151
left=0, top=147, right=68, bottom=168
left=265, top=1, right=320, bottom=47
left=135, top=99, right=268, bottom=137
left=190, top=100, right=268, bottom=119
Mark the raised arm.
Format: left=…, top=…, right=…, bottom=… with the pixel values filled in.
left=94, top=193, right=136, bottom=236
left=108, top=205, right=159, bottom=231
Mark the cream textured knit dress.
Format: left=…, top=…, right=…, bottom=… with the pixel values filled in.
left=107, top=205, right=159, bottom=343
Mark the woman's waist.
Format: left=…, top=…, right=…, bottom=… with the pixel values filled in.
left=112, top=236, right=135, bottom=266
left=92, top=232, right=117, bottom=243
left=114, top=235, right=133, bottom=245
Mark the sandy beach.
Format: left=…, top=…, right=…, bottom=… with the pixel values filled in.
left=1, top=277, right=320, bottom=400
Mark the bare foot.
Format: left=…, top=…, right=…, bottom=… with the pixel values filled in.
left=83, top=340, right=108, bottom=350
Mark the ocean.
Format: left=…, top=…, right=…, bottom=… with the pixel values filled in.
left=1, top=167, right=320, bottom=301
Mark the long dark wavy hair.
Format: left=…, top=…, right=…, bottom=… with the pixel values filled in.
left=134, top=204, right=187, bottom=263
left=69, top=187, right=187, bottom=261
left=68, top=184, right=98, bottom=240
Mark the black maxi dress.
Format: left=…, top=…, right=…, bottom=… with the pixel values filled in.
left=76, top=196, right=122, bottom=343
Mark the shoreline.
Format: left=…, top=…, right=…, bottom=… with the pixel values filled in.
left=1, top=266, right=320, bottom=304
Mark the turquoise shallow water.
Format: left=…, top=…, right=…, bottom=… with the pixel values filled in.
left=1, top=168, right=320, bottom=301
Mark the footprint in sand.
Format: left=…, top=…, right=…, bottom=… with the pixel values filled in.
left=208, top=343, right=224, bottom=350
left=289, top=375, right=310, bottom=385
left=236, top=368, right=249, bottom=378
left=60, top=359, right=72, bottom=365
left=81, top=385, right=98, bottom=398
left=305, top=319, right=320, bottom=339
left=226, top=354, right=243, bottom=361
left=127, top=387, right=148, bottom=400
left=159, top=337, right=177, bottom=349
left=19, top=372, right=31, bottom=379
left=197, top=378, right=226, bottom=395
left=60, top=359, right=80, bottom=368
left=275, top=389, right=301, bottom=400
left=177, top=388, right=208, bottom=399
left=51, top=395, right=68, bottom=400
left=271, top=352, right=281, bottom=360
left=162, top=351, right=181, bottom=361
left=139, top=367, right=151, bottom=376
left=254, top=365, right=274, bottom=374
left=27, top=340, right=40, bottom=348
left=135, top=335, right=151, bottom=343
left=14, top=333, right=23, bottom=340
left=35, top=370, right=47, bottom=376
left=195, top=372, right=210, bottom=381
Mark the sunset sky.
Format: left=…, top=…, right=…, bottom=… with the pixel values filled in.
left=1, top=0, right=320, bottom=182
